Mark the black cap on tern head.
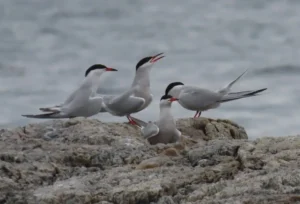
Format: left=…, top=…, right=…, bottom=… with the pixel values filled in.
left=135, top=53, right=165, bottom=71
left=165, top=82, right=184, bottom=95
left=85, top=64, right=117, bottom=77
left=136, top=57, right=152, bottom=70
left=85, top=64, right=107, bottom=77
left=160, top=95, right=173, bottom=101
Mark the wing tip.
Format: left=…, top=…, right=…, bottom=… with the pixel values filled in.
left=249, top=88, right=268, bottom=95
left=21, top=114, right=41, bottom=118
left=21, top=112, right=59, bottom=119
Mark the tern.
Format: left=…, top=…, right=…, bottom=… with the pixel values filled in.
left=102, top=53, right=165, bottom=124
left=130, top=95, right=181, bottom=145
left=165, top=69, right=267, bottom=118
left=22, top=64, right=117, bottom=119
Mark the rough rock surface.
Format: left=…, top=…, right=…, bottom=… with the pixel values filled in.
left=0, top=117, right=299, bottom=204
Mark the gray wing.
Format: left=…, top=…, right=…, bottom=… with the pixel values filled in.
left=63, top=88, right=80, bottom=105
left=179, top=86, right=222, bottom=110
left=97, top=95, right=115, bottom=112
left=22, top=111, right=66, bottom=119
left=39, top=80, right=87, bottom=113
left=62, top=78, right=94, bottom=106
left=60, top=86, right=92, bottom=115
left=39, top=91, right=80, bottom=113
left=142, top=122, right=159, bottom=139
left=87, top=96, right=104, bottom=113
left=39, top=104, right=62, bottom=112
left=130, top=116, right=159, bottom=139
left=108, top=87, right=135, bottom=105
left=103, top=88, right=145, bottom=115
left=108, top=96, right=145, bottom=115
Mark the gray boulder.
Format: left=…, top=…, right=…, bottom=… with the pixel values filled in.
left=0, top=118, right=298, bottom=204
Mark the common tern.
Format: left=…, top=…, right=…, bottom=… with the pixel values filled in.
left=130, top=95, right=181, bottom=145
left=165, top=69, right=267, bottom=118
left=102, top=53, right=165, bottom=124
left=22, top=64, right=117, bottom=119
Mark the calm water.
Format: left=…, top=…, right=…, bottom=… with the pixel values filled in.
left=1, top=0, right=300, bottom=139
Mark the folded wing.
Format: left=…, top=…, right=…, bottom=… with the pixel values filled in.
left=130, top=116, right=159, bottom=139
left=103, top=88, right=145, bottom=115
left=179, top=87, right=221, bottom=110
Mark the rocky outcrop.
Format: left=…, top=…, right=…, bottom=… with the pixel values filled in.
left=0, top=118, right=299, bottom=204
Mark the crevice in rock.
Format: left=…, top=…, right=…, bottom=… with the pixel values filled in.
left=22, top=126, right=27, bottom=135
left=234, top=146, right=244, bottom=171
left=202, top=124, right=207, bottom=136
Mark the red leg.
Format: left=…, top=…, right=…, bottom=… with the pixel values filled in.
left=126, top=115, right=133, bottom=123
left=194, top=111, right=201, bottom=118
left=193, top=111, right=199, bottom=118
left=127, top=115, right=138, bottom=126
left=196, top=111, right=202, bottom=118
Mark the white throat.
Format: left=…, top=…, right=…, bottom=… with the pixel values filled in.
left=159, top=102, right=173, bottom=119
left=132, top=68, right=151, bottom=88
left=82, top=71, right=104, bottom=92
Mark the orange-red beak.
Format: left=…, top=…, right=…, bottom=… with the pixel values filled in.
left=150, top=53, right=165, bottom=63
left=168, top=97, right=178, bottom=102
left=105, top=67, right=118, bottom=71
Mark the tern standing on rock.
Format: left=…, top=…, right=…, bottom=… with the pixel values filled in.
left=22, top=64, right=118, bottom=119
left=102, top=53, right=165, bottom=125
left=130, top=95, right=181, bottom=145
left=165, top=69, right=267, bottom=118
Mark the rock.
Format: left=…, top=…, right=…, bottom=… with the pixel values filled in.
left=33, top=177, right=92, bottom=204
left=187, top=139, right=244, bottom=167
left=177, top=117, right=248, bottom=140
left=1, top=118, right=298, bottom=204
left=136, top=156, right=174, bottom=170
left=154, top=196, right=176, bottom=204
left=160, top=147, right=180, bottom=157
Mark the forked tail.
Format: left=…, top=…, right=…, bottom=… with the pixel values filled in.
left=218, top=69, right=248, bottom=95
left=219, top=88, right=267, bottom=103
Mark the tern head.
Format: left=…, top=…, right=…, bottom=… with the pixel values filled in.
left=136, top=53, right=165, bottom=71
left=165, top=82, right=184, bottom=97
left=160, top=94, right=178, bottom=106
left=85, top=64, right=117, bottom=77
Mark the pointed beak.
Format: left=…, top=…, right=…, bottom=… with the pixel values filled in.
left=168, top=97, right=178, bottom=102
left=105, top=67, right=118, bottom=71
left=150, top=53, right=165, bottom=63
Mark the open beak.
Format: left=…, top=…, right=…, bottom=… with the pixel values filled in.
left=150, top=53, right=165, bottom=63
left=105, top=67, right=118, bottom=71
left=168, top=97, right=178, bottom=102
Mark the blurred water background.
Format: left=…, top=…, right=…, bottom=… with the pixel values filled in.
left=1, top=0, right=300, bottom=139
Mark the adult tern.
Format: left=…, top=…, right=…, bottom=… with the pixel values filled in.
left=22, top=64, right=117, bottom=119
left=102, top=53, right=165, bottom=124
left=130, top=95, right=181, bottom=145
left=165, top=69, right=267, bottom=118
